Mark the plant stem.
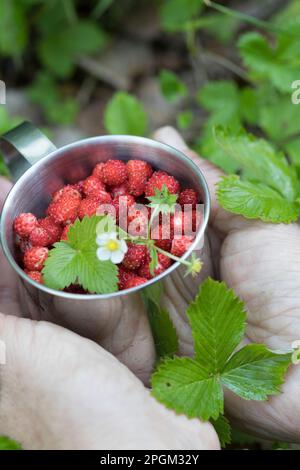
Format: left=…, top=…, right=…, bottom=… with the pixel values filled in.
left=155, top=245, right=191, bottom=267
left=203, top=0, right=288, bottom=36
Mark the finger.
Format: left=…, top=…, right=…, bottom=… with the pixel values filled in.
left=153, top=126, right=250, bottom=234
left=0, top=176, right=21, bottom=316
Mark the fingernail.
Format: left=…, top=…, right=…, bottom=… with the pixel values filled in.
left=152, top=126, right=189, bottom=151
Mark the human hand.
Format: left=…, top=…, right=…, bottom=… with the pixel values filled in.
left=154, top=127, right=300, bottom=443
left=0, top=176, right=219, bottom=450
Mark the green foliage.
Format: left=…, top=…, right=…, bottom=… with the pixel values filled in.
left=151, top=279, right=292, bottom=439
left=159, top=70, right=187, bottom=103
left=176, top=110, right=193, bottom=130
left=43, top=216, right=118, bottom=294
left=28, top=73, right=78, bottom=125
left=38, top=20, right=107, bottom=78
left=159, top=0, right=204, bottom=32
left=141, top=283, right=179, bottom=360
left=0, top=436, right=22, bottom=450
left=104, top=92, right=147, bottom=136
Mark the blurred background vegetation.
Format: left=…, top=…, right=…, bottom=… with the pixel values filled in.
left=1, top=0, right=300, bottom=449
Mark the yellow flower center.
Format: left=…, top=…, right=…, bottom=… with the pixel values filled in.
left=106, top=240, right=119, bottom=252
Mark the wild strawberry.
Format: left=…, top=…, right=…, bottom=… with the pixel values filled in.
left=38, top=217, right=62, bottom=245
left=171, top=236, right=194, bottom=258
left=112, top=194, right=135, bottom=222
left=92, top=162, right=105, bottom=181
left=138, top=252, right=171, bottom=279
left=123, top=276, right=148, bottom=289
left=82, top=176, right=106, bottom=198
left=73, top=180, right=85, bottom=194
left=25, top=270, right=43, bottom=284
left=118, top=266, right=136, bottom=290
left=102, top=160, right=127, bottom=186
left=78, top=198, right=100, bottom=219
left=61, top=225, right=71, bottom=241
left=52, top=185, right=81, bottom=203
left=122, top=243, right=148, bottom=271
left=14, top=213, right=38, bottom=238
left=172, top=209, right=199, bottom=238
left=127, top=204, right=149, bottom=237
left=24, top=247, right=48, bottom=271
left=127, top=160, right=153, bottom=196
left=29, top=226, right=51, bottom=247
left=47, top=193, right=80, bottom=225
left=151, top=221, right=172, bottom=252
left=145, top=171, right=180, bottom=198
left=109, top=182, right=129, bottom=199
left=178, top=189, right=199, bottom=208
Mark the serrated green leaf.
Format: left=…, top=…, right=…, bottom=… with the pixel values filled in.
left=43, top=216, right=118, bottom=294
left=77, top=247, right=118, bottom=294
left=159, top=70, right=187, bottom=103
left=217, top=175, right=300, bottom=223
left=0, top=436, right=22, bottom=450
left=221, top=344, right=291, bottom=400
left=38, top=20, right=107, bottom=78
left=197, top=81, right=241, bottom=126
left=104, top=92, right=147, bottom=136
left=238, top=32, right=300, bottom=93
left=211, top=415, right=231, bottom=448
left=194, top=125, right=240, bottom=174
left=42, top=242, right=78, bottom=290
left=214, top=127, right=298, bottom=201
left=187, top=278, right=246, bottom=374
left=152, top=357, right=223, bottom=421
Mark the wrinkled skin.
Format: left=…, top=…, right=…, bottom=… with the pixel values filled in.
left=1, top=125, right=300, bottom=447
left=0, top=165, right=218, bottom=450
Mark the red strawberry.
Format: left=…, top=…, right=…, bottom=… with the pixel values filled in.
left=47, top=193, right=80, bottom=225
left=14, top=213, right=38, bottom=238
left=82, top=176, right=106, bottom=198
left=24, top=247, right=48, bottom=271
left=127, top=204, right=149, bottom=237
left=78, top=198, right=100, bottom=219
left=145, top=171, right=180, bottom=198
left=38, top=217, right=62, bottom=245
left=178, top=189, right=199, bottom=208
left=118, top=266, right=136, bottom=290
left=138, top=252, right=171, bottom=279
left=92, top=162, right=105, bottom=181
left=172, top=209, right=199, bottom=238
left=29, top=226, right=51, bottom=247
left=52, top=185, right=81, bottom=203
left=112, top=194, right=135, bottom=222
left=123, top=276, right=148, bottom=289
left=171, top=236, right=194, bottom=258
left=122, top=243, right=148, bottom=271
left=110, top=182, right=129, bottom=199
left=151, top=221, right=172, bottom=252
left=73, top=180, right=85, bottom=194
left=61, top=225, right=71, bottom=241
left=25, top=270, right=43, bottom=284
left=102, top=160, right=127, bottom=186
left=127, top=160, right=153, bottom=196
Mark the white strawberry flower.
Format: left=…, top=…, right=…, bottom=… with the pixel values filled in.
left=96, top=232, right=128, bottom=264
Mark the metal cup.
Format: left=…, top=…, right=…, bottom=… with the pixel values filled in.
left=0, top=122, right=210, bottom=368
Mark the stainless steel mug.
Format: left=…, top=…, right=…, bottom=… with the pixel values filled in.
left=0, top=121, right=210, bottom=375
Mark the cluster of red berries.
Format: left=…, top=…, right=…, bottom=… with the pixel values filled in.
left=13, top=159, right=200, bottom=291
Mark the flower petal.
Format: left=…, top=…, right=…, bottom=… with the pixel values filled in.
left=96, top=247, right=111, bottom=261
left=96, top=233, right=110, bottom=245
left=111, top=250, right=125, bottom=264
left=120, top=239, right=128, bottom=253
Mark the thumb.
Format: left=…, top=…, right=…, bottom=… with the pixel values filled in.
left=153, top=126, right=249, bottom=234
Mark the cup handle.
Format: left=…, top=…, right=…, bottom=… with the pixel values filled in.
left=0, top=121, right=57, bottom=181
